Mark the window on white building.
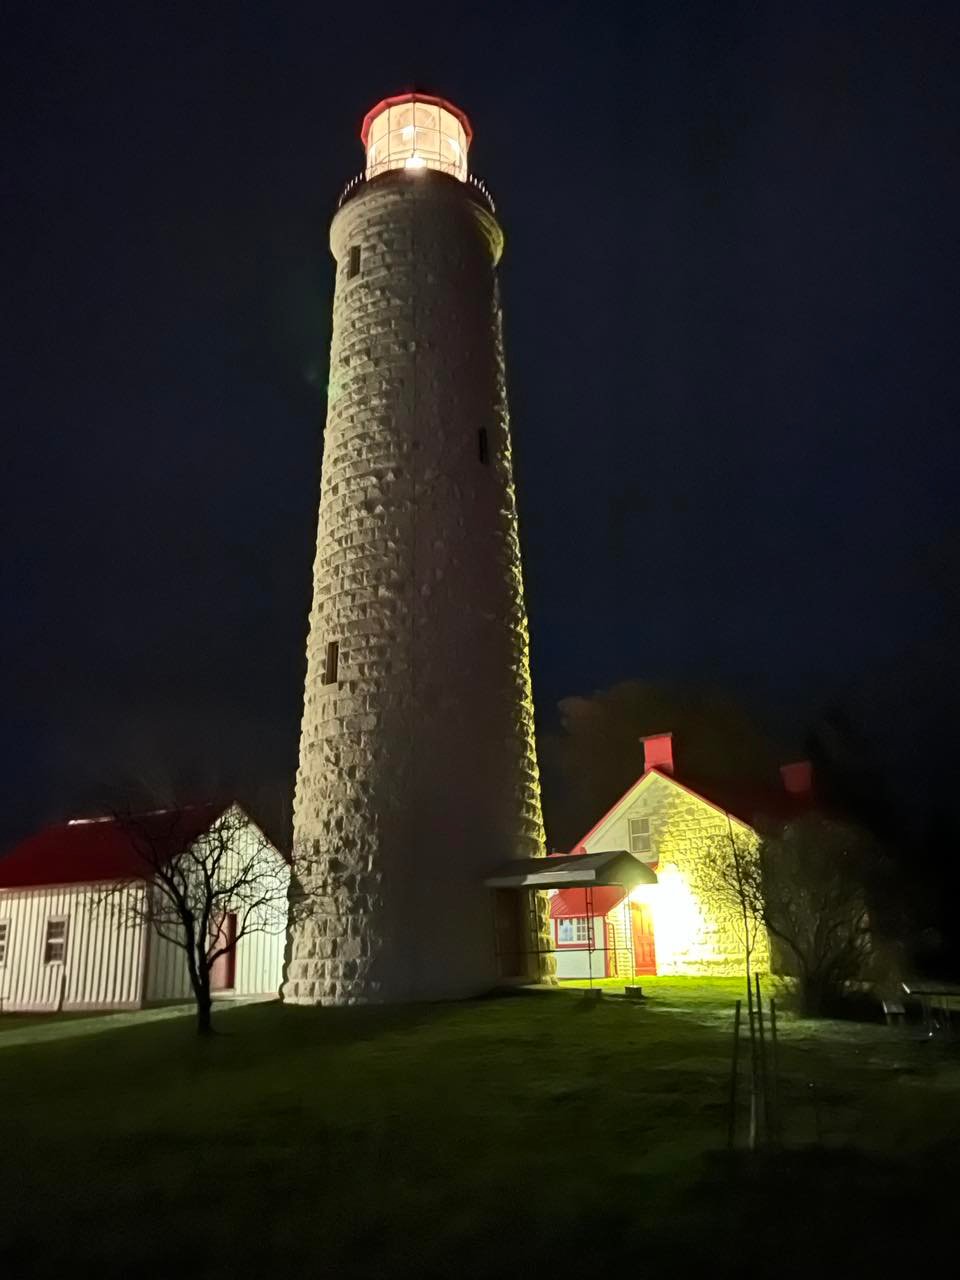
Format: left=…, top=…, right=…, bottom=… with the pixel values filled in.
left=629, top=816, right=651, bottom=855
left=43, top=918, right=68, bottom=965
left=557, top=917, right=591, bottom=944
left=0, top=920, right=9, bottom=965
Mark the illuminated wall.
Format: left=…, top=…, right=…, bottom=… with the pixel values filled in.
left=579, top=772, right=770, bottom=976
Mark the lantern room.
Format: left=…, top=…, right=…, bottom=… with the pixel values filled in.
left=361, top=93, right=472, bottom=182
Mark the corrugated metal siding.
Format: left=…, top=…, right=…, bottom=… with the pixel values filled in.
left=0, top=882, right=147, bottom=1013
left=0, top=810, right=289, bottom=1013
left=145, top=928, right=193, bottom=1002
left=145, top=811, right=289, bottom=1001
left=145, top=920, right=287, bottom=1002
left=233, top=914, right=287, bottom=997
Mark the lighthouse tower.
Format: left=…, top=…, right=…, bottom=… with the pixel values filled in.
left=283, top=93, right=546, bottom=1005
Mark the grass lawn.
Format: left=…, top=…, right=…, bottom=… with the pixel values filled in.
left=0, top=1010, right=100, bottom=1034
left=2, top=979, right=959, bottom=1278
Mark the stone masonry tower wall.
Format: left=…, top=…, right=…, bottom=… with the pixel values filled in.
left=283, top=158, right=547, bottom=1005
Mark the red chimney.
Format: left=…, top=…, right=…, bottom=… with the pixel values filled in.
left=780, top=761, right=813, bottom=797
left=641, top=733, right=674, bottom=775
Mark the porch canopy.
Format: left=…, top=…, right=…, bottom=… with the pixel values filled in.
left=484, top=849, right=657, bottom=891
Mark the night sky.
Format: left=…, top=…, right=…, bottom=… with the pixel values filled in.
left=4, top=1, right=959, bottom=843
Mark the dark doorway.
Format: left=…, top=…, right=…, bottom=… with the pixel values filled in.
left=493, top=889, right=528, bottom=979
left=210, top=912, right=237, bottom=991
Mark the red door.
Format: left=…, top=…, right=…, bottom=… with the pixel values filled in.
left=631, top=902, right=657, bottom=975
left=210, top=912, right=237, bottom=991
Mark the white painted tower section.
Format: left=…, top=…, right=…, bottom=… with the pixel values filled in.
left=283, top=94, right=546, bottom=1005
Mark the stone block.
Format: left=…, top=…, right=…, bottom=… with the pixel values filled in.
left=283, top=172, right=548, bottom=1006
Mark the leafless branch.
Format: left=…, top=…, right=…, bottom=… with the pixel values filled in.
left=95, top=799, right=289, bottom=1034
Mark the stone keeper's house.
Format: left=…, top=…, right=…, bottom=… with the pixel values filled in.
left=550, top=734, right=814, bottom=979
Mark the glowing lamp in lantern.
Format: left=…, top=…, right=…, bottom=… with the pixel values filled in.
left=361, top=92, right=472, bottom=181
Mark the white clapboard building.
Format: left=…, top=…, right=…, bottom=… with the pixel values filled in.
left=0, top=803, right=290, bottom=1013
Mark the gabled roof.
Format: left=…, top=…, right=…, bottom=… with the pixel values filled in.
left=571, top=771, right=670, bottom=854
left=571, top=768, right=813, bottom=854
left=0, top=804, right=229, bottom=890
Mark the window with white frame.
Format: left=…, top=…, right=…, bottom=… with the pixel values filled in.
left=557, top=917, right=591, bottom=944
left=43, top=918, right=68, bottom=965
left=629, top=816, right=651, bottom=855
left=0, top=920, right=9, bottom=965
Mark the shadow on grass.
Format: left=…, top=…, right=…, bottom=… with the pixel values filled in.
left=699, top=1143, right=958, bottom=1257
left=3, top=986, right=959, bottom=1279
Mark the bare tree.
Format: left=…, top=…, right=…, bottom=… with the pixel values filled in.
left=692, top=820, right=765, bottom=990
left=757, top=815, right=874, bottom=1017
left=692, top=822, right=767, bottom=1142
left=696, top=812, right=876, bottom=1017
left=100, top=802, right=289, bottom=1035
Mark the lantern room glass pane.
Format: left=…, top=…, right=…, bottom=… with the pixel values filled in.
left=416, top=128, right=440, bottom=159
left=364, top=98, right=470, bottom=180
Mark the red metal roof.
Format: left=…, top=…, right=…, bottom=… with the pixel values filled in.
left=360, top=92, right=474, bottom=147
left=550, top=887, right=627, bottom=919
left=0, top=805, right=227, bottom=889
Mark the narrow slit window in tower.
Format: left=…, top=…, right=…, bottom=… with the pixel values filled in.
left=478, top=427, right=489, bottom=465
left=323, top=641, right=339, bottom=685
left=348, top=245, right=361, bottom=278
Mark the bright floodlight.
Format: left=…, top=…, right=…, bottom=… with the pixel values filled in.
left=362, top=92, right=472, bottom=181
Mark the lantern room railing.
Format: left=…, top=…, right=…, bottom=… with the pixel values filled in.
left=336, top=169, right=496, bottom=214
